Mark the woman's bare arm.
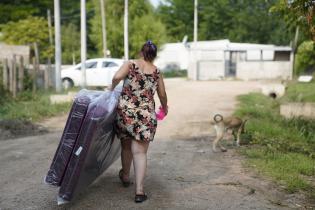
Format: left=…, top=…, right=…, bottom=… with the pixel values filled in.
left=109, top=61, right=132, bottom=90
left=157, top=73, right=168, bottom=115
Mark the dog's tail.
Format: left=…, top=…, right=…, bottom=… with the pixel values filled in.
left=213, top=114, right=223, bottom=123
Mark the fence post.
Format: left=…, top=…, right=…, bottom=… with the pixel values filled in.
left=12, top=55, right=17, bottom=98
left=18, top=56, right=24, bottom=92
left=3, top=58, right=9, bottom=90
left=32, top=57, right=37, bottom=94
left=9, top=57, right=13, bottom=93
left=44, top=59, right=50, bottom=90
left=47, top=59, right=52, bottom=88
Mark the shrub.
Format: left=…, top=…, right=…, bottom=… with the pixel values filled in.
left=294, top=41, right=315, bottom=75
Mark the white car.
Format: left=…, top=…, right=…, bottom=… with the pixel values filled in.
left=61, top=58, right=124, bottom=89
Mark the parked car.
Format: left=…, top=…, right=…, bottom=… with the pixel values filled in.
left=61, top=58, right=124, bottom=89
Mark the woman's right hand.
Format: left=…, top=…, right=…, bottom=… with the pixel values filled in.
left=163, top=105, right=168, bottom=116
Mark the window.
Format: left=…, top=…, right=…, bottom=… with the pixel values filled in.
left=274, top=51, right=290, bottom=61
left=75, top=61, right=97, bottom=70
left=102, top=61, right=118, bottom=68
left=86, top=62, right=97, bottom=69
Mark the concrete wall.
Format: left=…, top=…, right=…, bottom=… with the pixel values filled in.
left=197, top=61, right=225, bottom=80
left=236, top=61, right=292, bottom=80
left=155, top=43, right=189, bottom=71
left=188, top=50, right=225, bottom=80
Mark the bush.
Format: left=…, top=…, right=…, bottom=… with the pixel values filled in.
left=294, top=41, right=315, bottom=75
left=163, top=70, right=187, bottom=78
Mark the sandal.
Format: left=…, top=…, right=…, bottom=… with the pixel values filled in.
left=135, top=193, right=148, bottom=203
left=119, top=169, right=131, bottom=188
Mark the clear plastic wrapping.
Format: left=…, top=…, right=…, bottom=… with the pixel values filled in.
left=45, top=90, right=104, bottom=186
left=45, top=88, right=122, bottom=204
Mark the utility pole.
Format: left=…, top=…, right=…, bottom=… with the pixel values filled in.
left=54, top=0, right=62, bottom=92
left=124, top=0, right=129, bottom=60
left=193, top=0, right=198, bottom=43
left=81, top=0, right=87, bottom=87
left=100, top=0, right=107, bottom=58
left=47, top=9, right=53, bottom=89
left=47, top=9, right=53, bottom=46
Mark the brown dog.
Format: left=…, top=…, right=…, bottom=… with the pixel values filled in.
left=212, top=114, right=247, bottom=152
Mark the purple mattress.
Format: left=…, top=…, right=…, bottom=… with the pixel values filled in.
left=45, top=90, right=103, bottom=186
left=58, top=89, right=121, bottom=202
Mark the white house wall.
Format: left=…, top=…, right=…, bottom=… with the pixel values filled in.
left=197, top=61, right=225, bottom=80
left=155, top=43, right=189, bottom=71
left=236, top=61, right=292, bottom=80
left=188, top=50, right=225, bottom=80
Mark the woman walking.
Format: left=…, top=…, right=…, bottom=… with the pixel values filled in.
left=110, top=41, right=168, bottom=203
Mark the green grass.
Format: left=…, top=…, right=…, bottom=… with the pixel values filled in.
left=163, top=70, right=187, bottom=78
left=240, top=147, right=315, bottom=194
left=0, top=89, right=71, bottom=122
left=281, top=81, right=315, bottom=103
left=235, top=85, right=315, bottom=198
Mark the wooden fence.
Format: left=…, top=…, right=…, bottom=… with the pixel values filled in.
left=1, top=55, right=52, bottom=97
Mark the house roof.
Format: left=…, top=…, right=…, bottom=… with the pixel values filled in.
left=187, top=39, right=292, bottom=51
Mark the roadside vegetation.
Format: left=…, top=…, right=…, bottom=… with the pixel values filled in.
left=235, top=81, right=315, bottom=198
left=163, top=70, right=187, bottom=78
left=0, top=87, right=71, bottom=122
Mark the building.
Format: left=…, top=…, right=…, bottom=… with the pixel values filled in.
left=155, top=39, right=293, bottom=80
left=154, top=42, right=189, bottom=71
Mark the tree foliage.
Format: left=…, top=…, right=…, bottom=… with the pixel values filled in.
left=158, top=0, right=292, bottom=45
left=295, top=41, right=315, bottom=75
left=157, top=0, right=194, bottom=42
left=1, top=16, right=52, bottom=60
left=0, top=0, right=53, bottom=24
left=271, top=0, right=315, bottom=42
left=89, top=0, right=167, bottom=58
left=62, top=23, right=80, bottom=64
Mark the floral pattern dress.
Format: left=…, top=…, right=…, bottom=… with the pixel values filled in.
left=116, top=61, right=160, bottom=142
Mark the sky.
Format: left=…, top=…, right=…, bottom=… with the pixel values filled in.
left=150, top=0, right=162, bottom=8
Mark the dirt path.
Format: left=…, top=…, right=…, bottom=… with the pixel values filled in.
left=0, top=79, right=309, bottom=210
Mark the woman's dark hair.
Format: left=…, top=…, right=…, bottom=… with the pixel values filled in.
left=141, top=40, right=157, bottom=62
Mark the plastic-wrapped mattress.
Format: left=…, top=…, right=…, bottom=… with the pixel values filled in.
left=45, top=90, right=103, bottom=186
left=56, top=89, right=121, bottom=203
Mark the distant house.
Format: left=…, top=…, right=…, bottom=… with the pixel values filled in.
left=154, top=42, right=189, bottom=71
left=155, top=39, right=293, bottom=80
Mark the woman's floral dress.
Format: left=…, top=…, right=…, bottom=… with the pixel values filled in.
left=116, top=61, right=160, bottom=142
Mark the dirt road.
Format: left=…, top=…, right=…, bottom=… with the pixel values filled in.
left=0, top=79, right=308, bottom=209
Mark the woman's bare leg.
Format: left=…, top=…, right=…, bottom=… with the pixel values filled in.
left=131, top=140, right=149, bottom=195
left=121, top=139, right=132, bottom=181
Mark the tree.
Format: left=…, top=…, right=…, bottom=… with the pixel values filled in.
left=157, top=0, right=194, bottom=42
left=0, top=0, right=53, bottom=24
left=130, top=14, right=167, bottom=58
left=89, top=0, right=166, bottom=58
left=62, top=23, right=80, bottom=64
left=1, top=16, right=52, bottom=61
left=294, top=40, right=315, bottom=74
left=271, top=0, right=315, bottom=42
left=157, top=0, right=292, bottom=45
